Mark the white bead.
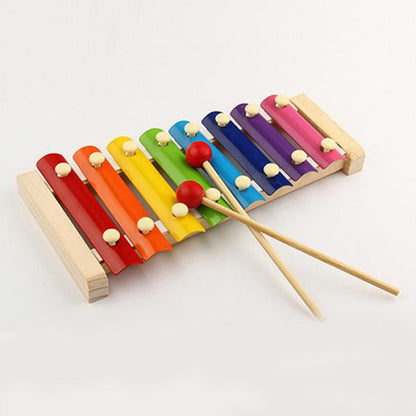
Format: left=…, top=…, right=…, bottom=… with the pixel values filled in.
left=156, top=131, right=171, bottom=146
left=245, top=103, right=259, bottom=118
left=291, top=149, right=307, bottom=165
left=275, top=94, right=290, bottom=108
left=171, top=202, right=189, bottom=218
left=205, top=187, right=221, bottom=201
left=321, top=137, right=336, bottom=152
left=89, top=152, right=105, bottom=168
left=184, top=122, right=199, bottom=137
left=122, top=140, right=138, bottom=156
left=102, top=228, right=120, bottom=246
left=235, top=175, right=251, bottom=190
left=215, top=113, right=231, bottom=127
left=137, top=217, right=155, bottom=234
left=55, top=162, right=72, bottom=178
left=263, top=163, right=280, bottom=178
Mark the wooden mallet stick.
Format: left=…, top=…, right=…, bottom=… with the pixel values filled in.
left=182, top=142, right=399, bottom=297
left=202, top=196, right=399, bottom=296
left=180, top=142, right=323, bottom=319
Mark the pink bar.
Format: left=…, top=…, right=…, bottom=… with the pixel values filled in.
left=261, top=94, right=344, bottom=169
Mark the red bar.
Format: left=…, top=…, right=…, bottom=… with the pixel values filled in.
left=37, top=154, right=142, bottom=275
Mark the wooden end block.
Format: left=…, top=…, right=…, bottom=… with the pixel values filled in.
left=17, top=171, right=109, bottom=302
left=290, top=94, right=365, bottom=175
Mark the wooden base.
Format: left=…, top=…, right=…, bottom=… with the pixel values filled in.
left=16, top=94, right=365, bottom=301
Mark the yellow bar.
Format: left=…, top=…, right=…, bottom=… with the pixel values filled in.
left=107, top=137, right=205, bottom=242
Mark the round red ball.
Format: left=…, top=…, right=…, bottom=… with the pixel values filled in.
left=176, top=181, right=205, bottom=209
left=185, top=141, right=212, bottom=168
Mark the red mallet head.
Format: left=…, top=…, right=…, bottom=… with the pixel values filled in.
left=185, top=141, right=212, bottom=168
left=176, top=181, right=205, bottom=209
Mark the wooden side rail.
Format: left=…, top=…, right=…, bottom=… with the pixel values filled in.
left=17, top=171, right=109, bottom=302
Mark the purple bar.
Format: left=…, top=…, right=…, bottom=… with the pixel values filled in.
left=231, top=104, right=316, bottom=181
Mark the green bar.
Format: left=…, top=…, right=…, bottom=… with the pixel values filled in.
left=140, top=128, right=229, bottom=227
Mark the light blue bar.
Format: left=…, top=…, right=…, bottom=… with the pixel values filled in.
left=169, top=120, right=265, bottom=209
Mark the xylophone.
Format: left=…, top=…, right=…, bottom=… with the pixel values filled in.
left=17, top=93, right=398, bottom=317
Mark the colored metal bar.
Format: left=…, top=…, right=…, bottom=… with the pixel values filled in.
left=107, top=137, right=205, bottom=242
left=261, top=94, right=345, bottom=169
left=139, top=129, right=228, bottom=227
left=36, top=154, right=142, bottom=275
left=73, top=146, right=172, bottom=261
left=231, top=104, right=315, bottom=181
left=202, top=112, right=292, bottom=195
left=169, top=121, right=265, bottom=209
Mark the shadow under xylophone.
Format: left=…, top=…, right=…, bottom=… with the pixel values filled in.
left=17, top=93, right=375, bottom=311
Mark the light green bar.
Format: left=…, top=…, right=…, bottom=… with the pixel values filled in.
left=140, top=128, right=229, bottom=227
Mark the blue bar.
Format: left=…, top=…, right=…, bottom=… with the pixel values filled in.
left=202, top=112, right=292, bottom=195
left=169, top=120, right=265, bottom=209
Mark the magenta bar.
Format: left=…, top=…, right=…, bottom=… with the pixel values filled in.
left=261, top=94, right=344, bottom=169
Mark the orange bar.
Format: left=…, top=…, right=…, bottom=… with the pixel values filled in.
left=73, top=146, right=172, bottom=260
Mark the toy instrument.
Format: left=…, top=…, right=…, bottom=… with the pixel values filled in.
left=17, top=92, right=398, bottom=317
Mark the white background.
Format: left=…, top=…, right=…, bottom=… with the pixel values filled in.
left=1, top=0, right=415, bottom=414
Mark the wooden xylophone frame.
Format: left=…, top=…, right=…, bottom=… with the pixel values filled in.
left=17, top=94, right=365, bottom=302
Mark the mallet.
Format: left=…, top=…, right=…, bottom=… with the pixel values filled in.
left=180, top=141, right=399, bottom=297
left=180, top=142, right=324, bottom=319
